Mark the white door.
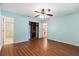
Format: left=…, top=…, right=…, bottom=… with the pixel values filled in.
left=3, top=16, right=14, bottom=45
left=43, top=23, right=48, bottom=38
left=42, top=23, right=48, bottom=48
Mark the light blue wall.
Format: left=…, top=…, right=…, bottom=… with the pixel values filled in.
left=48, top=13, right=79, bottom=46
left=2, top=10, right=41, bottom=43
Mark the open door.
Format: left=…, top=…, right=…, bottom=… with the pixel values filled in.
left=42, top=23, right=48, bottom=48
left=29, top=21, right=39, bottom=39
left=43, top=23, right=48, bottom=38
left=3, top=16, right=14, bottom=45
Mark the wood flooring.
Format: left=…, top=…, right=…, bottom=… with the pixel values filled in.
left=0, top=38, right=79, bottom=56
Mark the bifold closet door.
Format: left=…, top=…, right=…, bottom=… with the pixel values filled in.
left=3, top=16, right=14, bottom=45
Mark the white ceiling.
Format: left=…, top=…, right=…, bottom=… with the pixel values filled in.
left=2, top=3, right=79, bottom=17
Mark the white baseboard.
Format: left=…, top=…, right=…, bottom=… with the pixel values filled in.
left=3, top=39, right=29, bottom=45
left=48, top=39, right=79, bottom=47
left=14, top=39, right=29, bottom=44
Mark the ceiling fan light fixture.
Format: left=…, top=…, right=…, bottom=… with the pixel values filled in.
left=34, top=8, right=53, bottom=18
left=39, top=14, right=49, bottom=18
left=48, top=9, right=51, bottom=11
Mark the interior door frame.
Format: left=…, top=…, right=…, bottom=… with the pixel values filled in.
left=29, top=21, right=39, bottom=39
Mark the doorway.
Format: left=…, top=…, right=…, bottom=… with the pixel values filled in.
left=29, top=21, right=39, bottom=39
left=3, top=16, right=14, bottom=45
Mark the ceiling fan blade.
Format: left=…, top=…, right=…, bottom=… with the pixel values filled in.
left=34, top=11, right=40, bottom=13
left=46, top=14, right=53, bottom=16
left=35, top=14, right=40, bottom=17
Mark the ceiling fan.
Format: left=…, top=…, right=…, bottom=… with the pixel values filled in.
left=34, top=9, right=53, bottom=18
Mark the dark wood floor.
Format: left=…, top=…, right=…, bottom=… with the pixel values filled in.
left=0, top=38, right=79, bottom=56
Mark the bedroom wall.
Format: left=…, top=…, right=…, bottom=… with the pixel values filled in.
left=2, top=10, right=42, bottom=43
left=48, top=12, right=79, bottom=46
left=2, top=10, right=79, bottom=46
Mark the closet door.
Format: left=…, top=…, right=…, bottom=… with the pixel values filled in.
left=3, top=16, right=14, bottom=45
left=0, top=16, right=2, bottom=50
